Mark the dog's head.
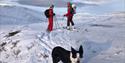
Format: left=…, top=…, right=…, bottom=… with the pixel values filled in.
left=70, top=45, right=83, bottom=63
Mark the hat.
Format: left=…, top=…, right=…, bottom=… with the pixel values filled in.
left=67, top=2, right=71, bottom=7
left=50, top=5, right=54, bottom=8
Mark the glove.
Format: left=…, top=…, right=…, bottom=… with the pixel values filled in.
left=63, top=15, right=66, bottom=17
left=53, top=13, right=55, bottom=16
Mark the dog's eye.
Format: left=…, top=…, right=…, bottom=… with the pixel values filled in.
left=72, top=54, right=77, bottom=58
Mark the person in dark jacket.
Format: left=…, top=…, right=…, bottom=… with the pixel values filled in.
left=64, top=2, right=75, bottom=30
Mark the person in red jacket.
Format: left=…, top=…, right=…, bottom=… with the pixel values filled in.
left=47, top=5, right=55, bottom=32
left=64, top=2, right=74, bottom=30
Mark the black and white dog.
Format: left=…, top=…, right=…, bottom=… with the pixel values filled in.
left=52, top=45, right=83, bottom=63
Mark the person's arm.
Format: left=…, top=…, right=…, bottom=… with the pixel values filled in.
left=64, top=8, right=70, bottom=16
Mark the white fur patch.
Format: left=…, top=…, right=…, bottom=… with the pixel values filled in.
left=70, top=52, right=80, bottom=63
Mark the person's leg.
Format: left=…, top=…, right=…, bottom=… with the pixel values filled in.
left=66, top=17, right=70, bottom=29
left=67, top=17, right=70, bottom=26
left=70, top=16, right=74, bottom=26
left=50, top=19, right=53, bottom=31
left=47, top=18, right=53, bottom=32
left=69, top=16, right=75, bottom=29
left=47, top=18, right=50, bottom=31
left=49, top=18, right=53, bottom=31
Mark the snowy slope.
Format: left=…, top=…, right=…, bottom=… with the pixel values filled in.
left=0, top=5, right=45, bottom=25
left=0, top=3, right=125, bottom=63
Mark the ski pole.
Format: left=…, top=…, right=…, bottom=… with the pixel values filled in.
left=61, top=16, right=66, bottom=27
left=54, top=16, right=60, bottom=29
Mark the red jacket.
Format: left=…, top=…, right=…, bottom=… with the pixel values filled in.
left=65, top=8, right=73, bottom=17
left=49, top=8, right=54, bottom=17
left=47, top=8, right=54, bottom=32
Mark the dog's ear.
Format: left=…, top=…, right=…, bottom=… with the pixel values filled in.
left=71, top=47, right=77, bottom=58
left=71, top=47, right=76, bottom=53
left=79, top=45, right=83, bottom=58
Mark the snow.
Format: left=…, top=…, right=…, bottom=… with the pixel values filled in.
left=0, top=5, right=44, bottom=25
left=0, top=2, right=125, bottom=63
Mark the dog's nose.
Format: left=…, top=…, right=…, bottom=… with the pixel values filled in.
left=77, top=60, right=80, bottom=63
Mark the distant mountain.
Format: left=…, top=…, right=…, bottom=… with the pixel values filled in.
left=17, top=0, right=100, bottom=7
left=0, top=5, right=44, bottom=25
left=17, top=0, right=69, bottom=7
left=0, top=0, right=99, bottom=7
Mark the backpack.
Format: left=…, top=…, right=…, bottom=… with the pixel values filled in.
left=70, top=8, right=76, bottom=14
left=44, top=9, right=49, bottom=18
left=70, top=4, right=76, bottom=14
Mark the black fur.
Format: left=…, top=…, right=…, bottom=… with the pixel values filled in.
left=52, top=46, right=83, bottom=63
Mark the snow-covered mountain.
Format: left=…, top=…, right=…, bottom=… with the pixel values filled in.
left=0, top=0, right=70, bottom=7
left=0, top=5, right=45, bottom=25
left=0, top=0, right=110, bottom=7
